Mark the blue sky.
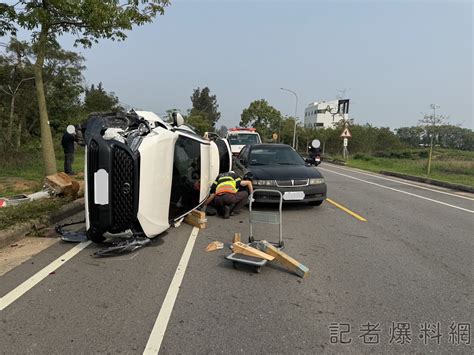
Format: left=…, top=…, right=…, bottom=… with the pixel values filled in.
left=3, top=0, right=473, bottom=129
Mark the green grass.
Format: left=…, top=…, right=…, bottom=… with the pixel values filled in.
left=0, top=198, right=68, bottom=230
left=0, top=147, right=84, bottom=196
left=0, top=144, right=84, bottom=230
left=341, top=149, right=474, bottom=187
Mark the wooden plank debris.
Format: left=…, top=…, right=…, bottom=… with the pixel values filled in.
left=232, top=232, right=241, bottom=244
left=256, top=240, right=309, bottom=278
left=184, top=210, right=207, bottom=229
left=205, top=241, right=224, bottom=252
left=232, top=242, right=275, bottom=261
left=44, top=172, right=79, bottom=197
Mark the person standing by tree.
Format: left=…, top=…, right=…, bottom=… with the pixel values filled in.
left=61, top=125, right=76, bottom=175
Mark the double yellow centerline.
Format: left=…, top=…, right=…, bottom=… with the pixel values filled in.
left=326, top=198, right=368, bottom=222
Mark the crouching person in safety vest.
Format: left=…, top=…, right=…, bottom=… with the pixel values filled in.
left=205, top=172, right=253, bottom=219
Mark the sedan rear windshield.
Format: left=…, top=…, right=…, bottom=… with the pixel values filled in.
left=249, top=147, right=305, bottom=166
left=228, top=134, right=260, bottom=145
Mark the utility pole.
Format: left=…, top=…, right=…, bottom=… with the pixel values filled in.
left=280, top=87, right=298, bottom=149
left=427, top=104, right=439, bottom=175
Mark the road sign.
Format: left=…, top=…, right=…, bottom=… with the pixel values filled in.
left=272, top=133, right=278, bottom=141
left=340, top=128, right=352, bottom=138
left=343, top=138, right=348, bottom=147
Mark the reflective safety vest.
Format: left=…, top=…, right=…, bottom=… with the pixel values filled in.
left=215, top=176, right=241, bottom=195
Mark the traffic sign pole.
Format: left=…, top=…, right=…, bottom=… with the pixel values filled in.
left=340, top=127, right=351, bottom=159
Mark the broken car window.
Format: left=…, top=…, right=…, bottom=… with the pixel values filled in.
left=169, top=135, right=202, bottom=220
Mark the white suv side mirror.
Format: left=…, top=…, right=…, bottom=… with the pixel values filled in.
left=171, top=112, right=184, bottom=127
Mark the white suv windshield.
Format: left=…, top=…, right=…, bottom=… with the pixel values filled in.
left=228, top=133, right=260, bottom=145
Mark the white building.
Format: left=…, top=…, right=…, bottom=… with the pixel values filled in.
left=304, top=99, right=350, bottom=129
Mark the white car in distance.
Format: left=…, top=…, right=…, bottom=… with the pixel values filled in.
left=226, top=128, right=262, bottom=156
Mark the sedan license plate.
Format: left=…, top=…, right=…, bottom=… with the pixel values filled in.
left=283, top=191, right=305, bottom=201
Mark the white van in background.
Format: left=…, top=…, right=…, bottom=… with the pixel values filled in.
left=226, top=128, right=262, bottom=156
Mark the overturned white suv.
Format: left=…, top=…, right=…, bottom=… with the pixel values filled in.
left=84, top=110, right=231, bottom=243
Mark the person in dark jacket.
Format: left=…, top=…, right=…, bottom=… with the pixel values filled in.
left=61, top=125, right=76, bottom=175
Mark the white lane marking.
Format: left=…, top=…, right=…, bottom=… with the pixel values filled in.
left=0, top=241, right=92, bottom=311
left=324, top=164, right=474, bottom=201
left=143, top=227, right=199, bottom=355
left=320, top=168, right=474, bottom=214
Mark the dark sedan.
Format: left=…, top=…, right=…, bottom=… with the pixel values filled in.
left=234, top=144, right=327, bottom=205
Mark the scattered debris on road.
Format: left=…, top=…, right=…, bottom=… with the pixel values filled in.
left=231, top=242, right=275, bottom=261
left=184, top=210, right=207, bottom=229
left=56, top=220, right=88, bottom=243
left=93, top=236, right=151, bottom=257
left=225, top=238, right=309, bottom=278
left=232, top=232, right=241, bottom=243
left=44, top=172, right=82, bottom=199
left=205, top=241, right=224, bottom=252
left=0, top=172, right=84, bottom=208
left=253, top=240, right=309, bottom=278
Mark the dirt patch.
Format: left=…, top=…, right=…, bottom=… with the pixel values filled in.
left=0, top=237, right=58, bottom=276
left=0, top=178, right=41, bottom=196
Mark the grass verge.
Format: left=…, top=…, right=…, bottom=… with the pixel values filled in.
left=336, top=149, right=474, bottom=188
left=0, top=147, right=84, bottom=196
left=0, top=143, right=84, bottom=230
left=0, top=198, right=69, bottom=230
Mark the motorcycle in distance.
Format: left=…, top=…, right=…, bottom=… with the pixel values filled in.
left=306, top=139, right=322, bottom=166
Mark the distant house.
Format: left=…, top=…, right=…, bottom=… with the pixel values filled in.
left=304, top=99, right=350, bottom=129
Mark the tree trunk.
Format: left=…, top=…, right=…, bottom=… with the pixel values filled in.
left=6, top=94, right=15, bottom=146
left=16, top=117, right=22, bottom=149
left=34, top=26, right=57, bottom=176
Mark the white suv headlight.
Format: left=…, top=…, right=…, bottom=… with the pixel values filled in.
left=309, top=178, right=325, bottom=185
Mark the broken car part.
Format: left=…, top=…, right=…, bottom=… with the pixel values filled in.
left=93, top=236, right=151, bottom=257
left=56, top=220, right=88, bottom=242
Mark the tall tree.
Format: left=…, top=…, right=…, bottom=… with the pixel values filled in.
left=84, top=82, right=121, bottom=113
left=419, top=105, right=448, bottom=174
left=185, top=114, right=213, bottom=136
left=43, top=46, right=85, bottom=133
left=0, top=0, right=170, bottom=175
left=190, top=87, right=220, bottom=128
left=240, top=99, right=282, bottom=140
left=396, top=126, right=424, bottom=147
left=0, top=41, right=86, bottom=146
left=436, top=125, right=474, bottom=151
left=0, top=39, right=34, bottom=146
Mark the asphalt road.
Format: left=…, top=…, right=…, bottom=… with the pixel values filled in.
left=1, top=163, right=472, bottom=354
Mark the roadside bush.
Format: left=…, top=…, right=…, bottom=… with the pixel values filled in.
left=418, top=150, right=429, bottom=159
left=353, top=153, right=372, bottom=161
left=373, top=151, right=390, bottom=158
left=434, top=160, right=474, bottom=176
left=388, top=151, right=413, bottom=159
